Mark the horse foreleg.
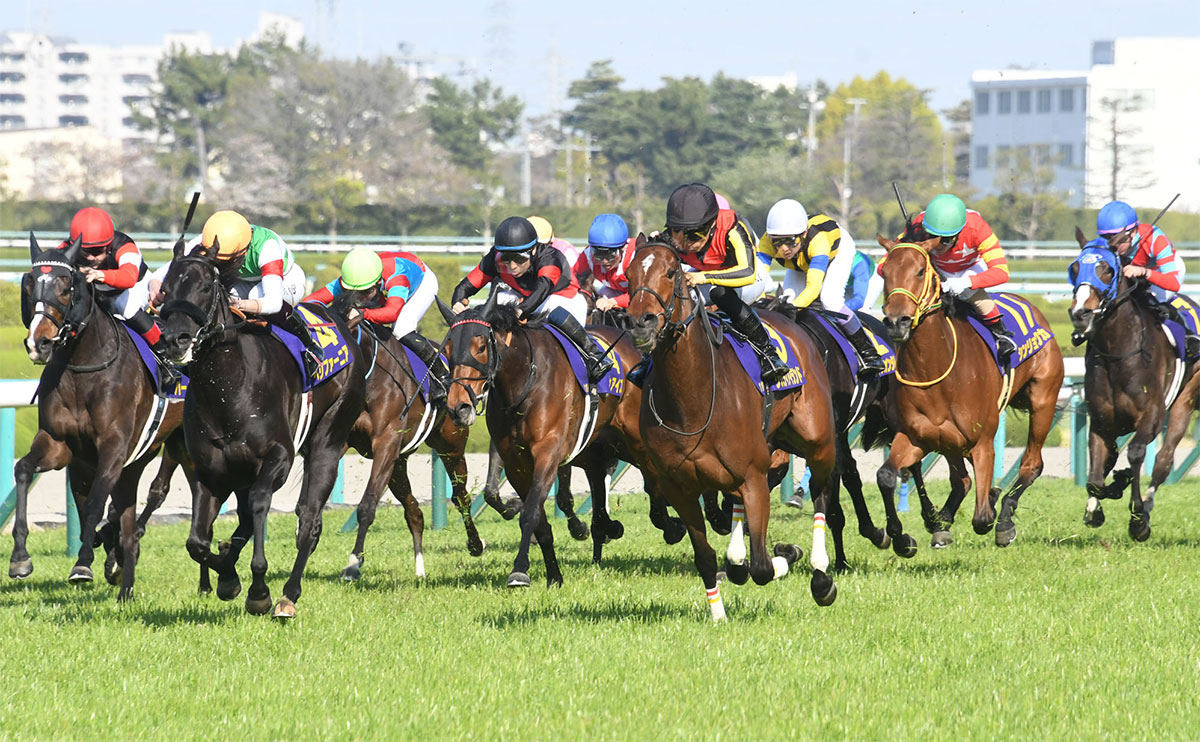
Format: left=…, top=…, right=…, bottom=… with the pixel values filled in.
left=995, top=399, right=1054, bottom=548
left=342, top=438, right=401, bottom=582
left=244, top=443, right=290, bottom=616
left=968, top=437, right=998, bottom=536
left=876, top=434, right=922, bottom=558
left=649, top=486, right=687, bottom=543
left=672, top=491, right=724, bottom=622
left=508, top=457, right=560, bottom=588
left=10, top=432, right=72, bottom=579
left=1085, top=430, right=1119, bottom=527
left=580, top=455, right=622, bottom=564
left=70, top=452, right=126, bottom=584
left=928, top=456, right=970, bottom=549
left=114, top=479, right=141, bottom=603
left=280, top=444, right=339, bottom=618
left=1126, top=416, right=1162, bottom=543
left=701, top=489, right=730, bottom=535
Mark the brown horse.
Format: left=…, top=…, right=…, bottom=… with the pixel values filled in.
left=326, top=287, right=486, bottom=581
left=625, top=237, right=834, bottom=620
left=16, top=235, right=199, bottom=601
left=1067, top=228, right=1200, bottom=539
left=875, top=235, right=1064, bottom=549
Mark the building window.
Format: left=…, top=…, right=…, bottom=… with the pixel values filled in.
left=0, top=114, right=24, bottom=128
left=1017, top=90, right=1031, bottom=113
left=59, top=94, right=88, bottom=106
left=58, top=52, right=89, bottom=65
left=0, top=72, right=26, bottom=83
left=59, top=73, right=88, bottom=84
left=1036, top=89, right=1051, bottom=113
left=974, top=145, right=989, bottom=169
left=1057, top=143, right=1074, bottom=167
left=997, top=91, right=1012, bottom=114
left=0, top=53, right=25, bottom=63
left=58, top=115, right=88, bottom=127
left=122, top=73, right=153, bottom=85
left=1059, top=88, right=1074, bottom=112
left=1081, top=90, right=1087, bottom=112
left=974, top=91, right=990, bottom=115
left=122, top=95, right=150, bottom=107
left=995, top=145, right=1011, bottom=168
left=0, top=93, right=24, bottom=104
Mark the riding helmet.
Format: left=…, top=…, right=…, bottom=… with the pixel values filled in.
left=69, top=207, right=115, bottom=249
left=765, top=199, right=808, bottom=236
left=665, top=183, right=719, bottom=230
left=340, top=248, right=384, bottom=290
left=201, top=210, right=253, bottom=258
left=1097, top=201, right=1138, bottom=235
left=587, top=214, right=629, bottom=249
left=493, top=216, right=538, bottom=252
left=922, top=194, right=968, bottom=236
left=526, top=215, right=555, bottom=244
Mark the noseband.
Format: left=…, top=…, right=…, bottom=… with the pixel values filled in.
left=158, top=256, right=237, bottom=355
left=443, top=317, right=504, bottom=416
left=629, top=242, right=692, bottom=343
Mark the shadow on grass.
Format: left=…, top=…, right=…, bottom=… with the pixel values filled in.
left=481, top=598, right=698, bottom=627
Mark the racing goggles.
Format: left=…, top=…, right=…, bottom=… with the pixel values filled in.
left=1104, top=227, right=1136, bottom=248
left=497, top=250, right=532, bottom=265
left=668, top=223, right=713, bottom=244
left=591, top=247, right=622, bottom=263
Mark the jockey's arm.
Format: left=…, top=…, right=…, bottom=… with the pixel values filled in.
left=303, top=280, right=339, bottom=306
left=695, top=229, right=756, bottom=287
left=96, top=238, right=141, bottom=289
left=362, top=277, right=410, bottom=324
left=516, top=265, right=560, bottom=316
left=845, top=256, right=871, bottom=311
left=1138, top=230, right=1183, bottom=292
left=791, top=230, right=835, bottom=308
left=451, top=255, right=496, bottom=307
left=962, top=226, right=1009, bottom=290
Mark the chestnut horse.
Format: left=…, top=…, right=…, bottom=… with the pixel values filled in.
left=875, top=235, right=1064, bottom=549
left=1067, top=229, right=1200, bottom=539
left=326, top=287, right=486, bottom=581
left=158, top=243, right=366, bottom=618
left=17, top=235, right=196, bottom=601
left=625, top=237, right=834, bottom=621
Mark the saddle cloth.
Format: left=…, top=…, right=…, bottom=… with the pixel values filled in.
left=809, top=311, right=897, bottom=382
left=714, top=314, right=805, bottom=395
left=1164, top=294, right=1200, bottom=363
left=270, top=304, right=353, bottom=392
left=544, top=325, right=626, bottom=397
left=123, top=324, right=187, bottom=399
left=965, top=293, right=1054, bottom=373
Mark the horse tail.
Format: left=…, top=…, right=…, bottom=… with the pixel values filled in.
left=859, top=404, right=892, bottom=452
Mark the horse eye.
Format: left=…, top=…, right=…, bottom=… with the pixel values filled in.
left=917, top=267, right=925, bottom=277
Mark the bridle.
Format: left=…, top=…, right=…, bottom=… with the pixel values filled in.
left=158, top=255, right=242, bottom=356
left=629, top=240, right=692, bottom=342
left=1070, top=245, right=1150, bottom=363
left=883, top=242, right=959, bottom=388
left=443, top=317, right=508, bottom=416
left=27, top=258, right=122, bottom=373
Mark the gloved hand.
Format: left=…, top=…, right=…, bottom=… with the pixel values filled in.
left=942, top=276, right=973, bottom=295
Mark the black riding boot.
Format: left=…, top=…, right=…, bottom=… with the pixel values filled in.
left=126, top=308, right=179, bottom=386
left=731, top=309, right=789, bottom=384
left=984, top=314, right=1018, bottom=365
left=626, top=356, right=650, bottom=386
left=400, top=331, right=450, bottom=403
left=548, top=308, right=613, bottom=384
left=846, top=326, right=886, bottom=377
left=283, top=309, right=325, bottom=377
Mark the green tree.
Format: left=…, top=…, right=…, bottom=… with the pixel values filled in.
left=425, top=78, right=523, bottom=172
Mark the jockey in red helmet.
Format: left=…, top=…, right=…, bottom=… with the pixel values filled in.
left=62, top=207, right=162, bottom=349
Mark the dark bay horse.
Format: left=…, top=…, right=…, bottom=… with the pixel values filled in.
left=16, top=235, right=196, bottom=601
left=326, top=288, right=486, bottom=580
left=158, top=242, right=366, bottom=618
left=625, top=237, right=834, bottom=620
left=439, top=292, right=649, bottom=586
left=876, top=235, right=1064, bottom=549
left=1067, top=229, right=1200, bottom=539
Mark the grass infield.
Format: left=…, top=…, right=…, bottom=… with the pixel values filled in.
left=1, top=480, right=1199, bottom=739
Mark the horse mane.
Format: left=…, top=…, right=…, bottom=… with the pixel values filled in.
left=328, top=286, right=383, bottom=320
left=457, top=302, right=546, bottom=334
left=901, top=220, right=933, bottom=243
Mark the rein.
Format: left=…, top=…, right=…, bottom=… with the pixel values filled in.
left=885, top=243, right=960, bottom=388
left=158, top=256, right=247, bottom=357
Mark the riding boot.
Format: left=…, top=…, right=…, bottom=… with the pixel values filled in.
left=984, top=314, right=1018, bottom=366
left=731, top=309, right=789, bottom=384
left=283, top=309, right=325, bottom=378
left=846, top=326, right=886, bottom=377
left=626, top=355, right=650, bottom=387
left=126, top=308, right=180, bottom=387
left=547, top=308, right=614, bottom=384
left=1157, top=298, right=1200, bottom=359
left=399, top=331, right=450, bottom=404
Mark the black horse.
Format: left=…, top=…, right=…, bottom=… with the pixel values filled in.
left=16, top=234, right=194, bottom=601
left=325, top=288, right=486, bottom=581
left=1068, top=228, right=1200, bottom=540
left=158, top=241, right=366, bottom=618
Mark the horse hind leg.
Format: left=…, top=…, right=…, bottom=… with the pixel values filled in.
left=554, top=468, right=590, bottom=542
left=1084, top=432, right=1119, bottom=528
left=701, top=489, right=730, bottom=535
left=649, top=489, right=686, bottom=544
left=342, top=442, right=401, bottom=582
left=837, top=435, right=889, bottom=551
left=995, top=396, right=1055, bottom=547
left=391, top=460, right=428, bottom=578
left=482, top=442, right=520, bottom=519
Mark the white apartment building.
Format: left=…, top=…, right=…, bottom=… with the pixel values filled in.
left=970, top=37, right=1200, bottom=211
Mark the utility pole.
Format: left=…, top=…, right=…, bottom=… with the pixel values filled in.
left=840, top=97, right=867, bottom=226
left=804, top=86, right=823, bottom=166
left=520, top=124, right=532, bottom=207
left=583, top=132, right=596, bottom=205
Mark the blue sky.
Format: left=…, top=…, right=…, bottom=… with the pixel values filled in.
left=16, top=0, right=1200, bottom=116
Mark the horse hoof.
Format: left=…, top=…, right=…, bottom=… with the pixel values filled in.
left=605, top=520, right=625, bottom=540
left=773, top=543, right=803, bottom=565
left=811, top=572, right=837, bottom=607
left=662, top=521, right=686, bottom=545
left=217, top=574, right=242, bottom=601
left=568, top=519, right=590, bottom=541
left=894, top=534, right=919, bottom=558
left=507, top=572, right=531, bottom=588
left=272, top=598, right=297, bottom=619
left=1084, top=506, right=1106, bottom=528
left=116, top=589, right=134, bottom=604
left=1129, top=520, right=1151, bottom=543
left=340, top=564, right=361, bottom=582
left=468, top=538, right=486, bottom=557
left=546, top=575, right=563, bottom=589
left=931, top=531, right=953, bottom=549
left=105, top=565, right=123, bottom=586
left=9, top=559, right=33, bottom=580
left=995, top=524, right=1017, bottom=547
left=724, top=561, right=749, bottom=586
left=68, top=566, right=93, bottom=584
left=245, top=592, right=273, bottom=616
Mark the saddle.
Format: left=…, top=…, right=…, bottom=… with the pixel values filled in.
left=543, top=325, right=626, bottom=397
left=952, top=294, right=1053, bottom=373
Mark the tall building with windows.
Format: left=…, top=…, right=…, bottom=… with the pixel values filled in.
left=970, top=37, right=1200, bottom=211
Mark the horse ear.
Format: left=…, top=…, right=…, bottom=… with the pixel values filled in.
left=1074, top=226, right=1087, bottom=248
left=62, top=234, right=82, bottom=266
left=205, top=236, right=219, bottom=259
left=636, top=232, right=647, bottom=247
left=29, top=231, right=41, bottom=263
left=876, top=234, right=895, bottom=252
left=436, top=296, right=456, bottom=326
left=173, top=237, right=186, bottom=259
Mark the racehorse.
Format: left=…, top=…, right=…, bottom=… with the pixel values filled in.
left=1067, top=228, right=1200, bottom=539
left=625, top=236, right=834, bottom=620
left=16, top=234, right=194, bottom=601
left=438, top=292, right=655, bottom=586
left=875, top=233, right=1064, bottom=549
left=326, top=289, right=486, bottom=580
left=158, top=241, right=366, bottom=618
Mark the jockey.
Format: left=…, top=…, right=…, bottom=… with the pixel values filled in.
left=451, top=216, right=614, bottom=384
left=845, top=251, right=881, bottom=312
left=1097, top=200, right=1199, bottom=356
left=574, top=213, right=636, bottom=312
left=759, top=198, right=885, bottom=375
left=303, top=248, right=450, bottom=401
left=527, top=215, right=583, bottom=270
left=665, top=182, right=786, bottom=383
left=62, top=207, right=163, bottom=350
left=199, top=210, right=324, bottom=371
left=911, top=194, right=1018, bottom=363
